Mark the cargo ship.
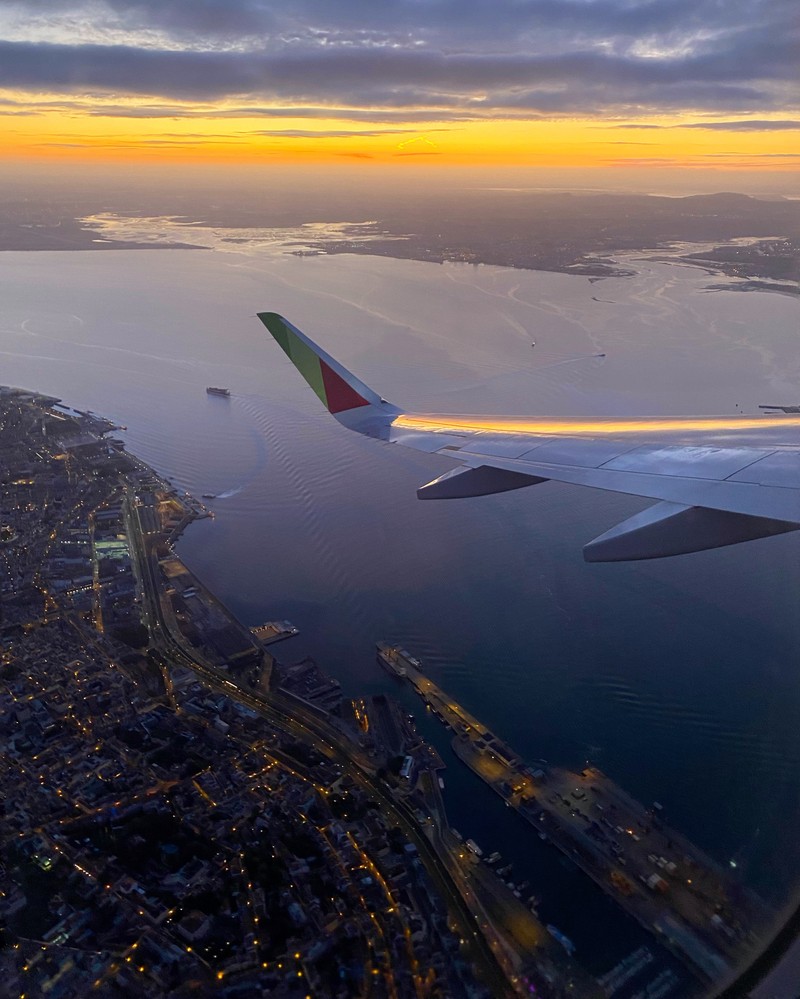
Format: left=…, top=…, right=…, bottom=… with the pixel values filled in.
left=206, top=386, right=230, bottom=397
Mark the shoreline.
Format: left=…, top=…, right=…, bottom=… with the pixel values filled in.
left=1, top=220, right=795, bottom=295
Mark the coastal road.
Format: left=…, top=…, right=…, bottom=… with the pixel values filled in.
left=125, top=487, right=516, bottom=996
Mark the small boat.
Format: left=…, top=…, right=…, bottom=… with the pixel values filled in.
left=546, top=924, right=576, bottom=956
left=206, top=386, right=231, bottom=397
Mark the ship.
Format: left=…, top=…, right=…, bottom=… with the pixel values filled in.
left=206, top=386, right=230, bottom=397
left=546, top=925, right=576, bottom=956
left=376, top=641, right=424, bottom=678
left=376, top=642, right=409, bottom=677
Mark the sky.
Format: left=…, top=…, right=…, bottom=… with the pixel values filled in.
left=0, top=0, right=798, bottom=188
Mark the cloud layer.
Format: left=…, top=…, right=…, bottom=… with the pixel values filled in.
left=0, top=0, right=797, bottom=120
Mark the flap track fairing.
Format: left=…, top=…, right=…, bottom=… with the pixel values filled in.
left=417, top=465, right=548, bottom=500
left=584, top=501, right=800, bottom=562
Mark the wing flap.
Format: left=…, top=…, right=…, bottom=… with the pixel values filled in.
left=452, top=448, right=800, bottom=526
left=602, top=444, right=775, bottom=479
left=728, top=450, right=800, bottom=488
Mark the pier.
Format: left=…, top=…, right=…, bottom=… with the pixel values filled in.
left=250, top=620, right=299, bottom=645
left=377, top=643, right=771, bottom=984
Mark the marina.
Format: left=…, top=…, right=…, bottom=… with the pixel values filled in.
left=377, top=643, right=772, bottom=984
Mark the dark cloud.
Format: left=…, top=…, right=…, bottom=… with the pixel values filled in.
left=610, top=119, right=800, bottom=131
left=680, top=119, right=800, bottom=130
left=705, top=152, right=800, bottom=157
left=252, top=128, right=426, bottom=137
left=2, top=0, right=790, bottom=50
left=86, top=105, right=484, bottom=122
left=3, top=0, right=277, bottom=39
left=38, top=137, right=244, bottom=147
left=0, top=94, right=501, bottom=122
left=0, top=38, right=793, bottom=109
left=108, top=0, right=277, bottom=38
left=602, top=157, right=726, bottom=168
left=0, top=0, right=797, bottom=117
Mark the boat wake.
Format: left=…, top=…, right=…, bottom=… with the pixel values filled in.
left=216, top=485, right=244, bottom=499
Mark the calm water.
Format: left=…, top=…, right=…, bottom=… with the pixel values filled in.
left=2, top=232, right=799, bottom=984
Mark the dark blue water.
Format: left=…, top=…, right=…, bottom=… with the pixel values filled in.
left=2, top=240, right=798, bottom=988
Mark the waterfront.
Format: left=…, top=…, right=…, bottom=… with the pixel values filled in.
left=1, top=236, right=799, bottom=978
left=0, top=390, right=511, bottom=997
left=378, top=643, right=769, bottom=984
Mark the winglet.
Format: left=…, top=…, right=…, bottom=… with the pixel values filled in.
left=258, top=312, right=385, bottom=415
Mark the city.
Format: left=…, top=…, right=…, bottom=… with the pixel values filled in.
left=0, top=387, right=775, bottom=998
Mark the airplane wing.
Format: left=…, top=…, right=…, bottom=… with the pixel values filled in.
left=258, top=312, right=800, bottom=562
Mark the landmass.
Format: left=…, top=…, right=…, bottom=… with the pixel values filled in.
left=0, top=388, right=777, bottom=997
left=1, top=185, right=797, bottom=291
left=0, top=388, right=592, bottom=998
left=305, top=193, right=800, bottom=289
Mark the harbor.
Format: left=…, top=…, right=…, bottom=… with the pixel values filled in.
left=377, top=642, right=772, bottom=985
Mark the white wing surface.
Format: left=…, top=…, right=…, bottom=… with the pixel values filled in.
left=259, top=313, right=800, bottom=562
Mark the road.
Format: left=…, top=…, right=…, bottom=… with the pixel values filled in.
left=124, top=487, right=516, bottom=997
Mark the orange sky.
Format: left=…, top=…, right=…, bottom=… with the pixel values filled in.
left=0, top=1, right=797, bottom=186
left=3, top=102, right=798, bottom=175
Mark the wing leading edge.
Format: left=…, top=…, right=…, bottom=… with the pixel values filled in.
left=258, top=312, right=800, bottom=562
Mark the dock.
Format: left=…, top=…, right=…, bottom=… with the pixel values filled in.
left=250, top=620, right=299, bottom=645
left=377, top=643, right=771, bottom=984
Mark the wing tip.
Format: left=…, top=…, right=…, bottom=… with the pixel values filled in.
left=257, top=312, right=393, bottom=417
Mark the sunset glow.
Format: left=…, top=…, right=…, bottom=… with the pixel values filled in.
left=0, top=1, right=797, bottom=185
left=2, top=105, right=798, bottom=173
left=394, top=413, right=800, bottom=437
